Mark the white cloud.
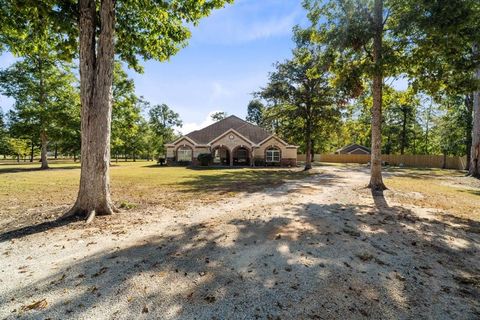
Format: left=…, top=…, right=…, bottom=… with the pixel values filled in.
left=239, top=11, right=301, bottom=42
left=191, top=0, right=306, bottom=45
left=177, top=110, right=224, bottom=135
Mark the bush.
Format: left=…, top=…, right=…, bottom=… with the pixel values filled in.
left=197, top=153, right=213, bottom=166
left=254, top=158, right=265, bottom=166
left=157, top=157, right=165, bottom=165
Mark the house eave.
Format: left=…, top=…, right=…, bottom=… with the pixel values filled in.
left=257, top=134, right=290, bottom=147
left=207, top=128, right=256, bottom=146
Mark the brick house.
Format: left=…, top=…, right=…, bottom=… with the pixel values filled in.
left=165, top=115, right=298, bottom=166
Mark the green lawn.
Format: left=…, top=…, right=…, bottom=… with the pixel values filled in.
left=0, top=161, right=308, bottom=230
left=315, top=162, right=480, bottom=221
left=383, top=167, right=480, bottom=221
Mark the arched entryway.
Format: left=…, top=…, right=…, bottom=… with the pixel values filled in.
left=211, top=146, right=230, bottom=166
left=232, top=146, right=250, bottom=166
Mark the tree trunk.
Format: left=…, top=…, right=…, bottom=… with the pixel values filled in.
left=470, top=90, right=480, bottom=177
left=74, top=153, right=77, bottom=162
left=304, top=117, right=312, bottom=170
left=368, top=0, right=386, bottom=191
left=30, top=140, right=34, bottom=162
left=424, top=100, right=432, bottom=154
left=40, top=130, right=49, bottom=169
left=400, top=108, right=407, bottom=155
left=469, top=44, right=480, bottom=178
left=54, top=144, right=58, bottom=160
left=465, top=94, right=473, bottom=170
left=310, top=139, right=315, bottom=163
left=65, top=0, right=116, bottom=221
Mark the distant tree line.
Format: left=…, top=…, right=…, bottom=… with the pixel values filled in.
left=246, top=0, right=480, bottom=188
left=0, top=60, right=182, bottom=166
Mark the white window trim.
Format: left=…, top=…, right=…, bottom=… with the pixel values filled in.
left=177, top=148, right=192, bottom=161
left=266, top=148, right=281, bottom=162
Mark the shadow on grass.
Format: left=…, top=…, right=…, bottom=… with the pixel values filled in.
left=175, top=168, right=321, bottom=194
left=2, top=190, right=479, bottom=319
left=0, top=168, right=314, bottom=242
left=141, top=164, right=171, bottom=169
left=383, top=166, right=467, bottom=180
left=459, top=189, right=480, bottom=197
left=0, top=165, right=80, bottom=175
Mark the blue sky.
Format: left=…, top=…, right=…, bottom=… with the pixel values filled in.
left=0, top=0, right=308, bottom=134
left=130, top=0, right=308, bottom=133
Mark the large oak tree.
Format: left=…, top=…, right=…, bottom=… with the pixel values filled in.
left=0, top=0, right=232, bottom=221
left=305, top=0, right=406, bottom=190
left=258, top=28, right=339, bottom=171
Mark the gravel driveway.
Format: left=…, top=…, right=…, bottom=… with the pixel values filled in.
left=1, top=166, right=479, bottom=319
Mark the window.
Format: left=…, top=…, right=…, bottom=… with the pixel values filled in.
left=266, top=148, right=280, bottom=162
left=177, top=147, right=192, bottom=162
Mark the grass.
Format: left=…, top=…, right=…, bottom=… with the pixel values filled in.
left=383, top=167, right=480, bottom=221
left=0, top=160, right=309, bottom=230
left=315, top=162, right=480, bottom=221
left=1, top=160, right=479, bottom=229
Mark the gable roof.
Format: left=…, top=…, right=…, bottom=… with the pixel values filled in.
left=336, top=144, right=371, bottom=154
left=185, top=115, right=272, bottom=145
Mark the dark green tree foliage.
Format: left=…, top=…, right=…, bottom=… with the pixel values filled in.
left=433, top=95, right=473, bottom=158
left=0, top=58, right=79, bottom=168
left=396, top=0, right=479, bottom=94
left=246, top=100, right=265, bottom=126
left=0, top=108, right=9, bottom=156
left=111, top=62, right=142, bottom=161
left=395, top=0, right=480, bottom=175
left=382, top=87, right=420, bottom=155
left=149, top=103, right=182, bottom=158
left=211, top=111, right=228, bottom=121
left=258, top=28, right=339, bottom=170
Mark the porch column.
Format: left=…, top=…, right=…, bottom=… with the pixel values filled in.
left=229, top=148, right=233, bottom=167
left=251, top=147, right=255, bottom=167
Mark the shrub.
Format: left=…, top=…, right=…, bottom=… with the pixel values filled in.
left=197, top=153, right=213, bottom=166
left=254, top=158, right=265, bottom=166
left=158, top=157, right=165, bottom=165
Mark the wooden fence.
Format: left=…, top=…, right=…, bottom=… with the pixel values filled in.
left=297, top=153, right=468, bottom=170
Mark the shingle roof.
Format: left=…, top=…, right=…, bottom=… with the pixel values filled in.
left=336, top=144, right=371, bottom=154
left=185, top=115, right=272, bottom=145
